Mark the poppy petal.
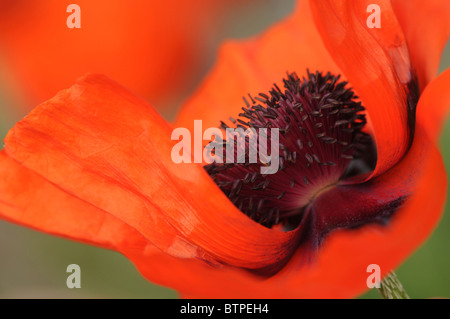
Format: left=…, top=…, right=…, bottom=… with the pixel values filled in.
left=310, top=0, right=417, bottom=179
left=0, top=150, right=147, bottom=250
left=416, top=69, right=450, bottom=141
left=1, top=74, right=299, bottom=271
left=0, top=152, right=256, bottom=297
left=175, top=0, right=340, bottom=134
left=392, top=0, right=450, bottom=90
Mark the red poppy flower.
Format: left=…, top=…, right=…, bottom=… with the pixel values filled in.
left=0, top=0, right=241, bottom=112
left=0, top=0, right=450, bottom=298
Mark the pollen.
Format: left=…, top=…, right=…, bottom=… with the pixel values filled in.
left=205, top=71, right=371, bottom=228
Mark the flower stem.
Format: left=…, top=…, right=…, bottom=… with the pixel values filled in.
left=377, top=272, right=410, bottom=299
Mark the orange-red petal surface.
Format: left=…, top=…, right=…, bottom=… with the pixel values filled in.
left=1, top=74, right=300, bottom=271
left=0, top=151, right=262, bottom=297
left=310, top=0, right=416, bottom=179
left=392, top=0, right=450, bottom=91
left=0, top=150, right=146, bottom=251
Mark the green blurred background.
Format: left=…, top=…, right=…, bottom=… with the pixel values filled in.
left=0, top=1, right=449, bottom=299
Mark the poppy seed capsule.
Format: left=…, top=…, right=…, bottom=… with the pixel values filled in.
left=205, top=71, right=372, bottom=228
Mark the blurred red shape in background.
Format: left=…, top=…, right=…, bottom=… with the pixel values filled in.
left=0, top=0, right=242, bottom=112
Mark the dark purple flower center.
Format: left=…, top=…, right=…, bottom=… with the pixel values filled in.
left=205, top=71, right=373, bottom=229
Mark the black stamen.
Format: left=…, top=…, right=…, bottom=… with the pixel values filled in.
left=205, top=71, right=371, bottom=228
